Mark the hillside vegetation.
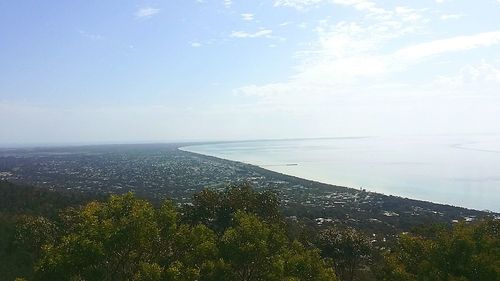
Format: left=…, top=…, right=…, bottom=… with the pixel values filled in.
left=0, top=181, right=498, bottom=281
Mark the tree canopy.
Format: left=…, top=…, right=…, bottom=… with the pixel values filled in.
left=18, top=186, right=337, bottom=281
left=318, top=227, right=372, bottom=281
left=3, top=182, right=498, bottom=281
left=379, top=219, right=500, bottom=281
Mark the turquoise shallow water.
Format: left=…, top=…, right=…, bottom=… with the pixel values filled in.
left=181, top=135, right=500, bottom=212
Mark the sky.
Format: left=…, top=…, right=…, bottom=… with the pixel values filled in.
left=1, top=0, right=500, bottom=145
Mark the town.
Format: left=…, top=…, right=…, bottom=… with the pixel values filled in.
left=0, top=143, right=494, bottom=242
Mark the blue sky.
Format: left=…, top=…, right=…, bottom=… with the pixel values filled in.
left=1, top=0, right=500, bottom=145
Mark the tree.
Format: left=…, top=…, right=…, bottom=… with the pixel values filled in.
left=379, top=219, right=500, bottom=281
left=283, top=241, right=338, bottom=281
left=33, top=193, right=160, bottom=281
left=220, top=211, right=288, bottom=280
left=19, top=186, right=340, bottom=281
left=183, top=184, right=281, bottom=233
left=16, top=216, right=57, bottom=262
left=318, top=227, right=371, bottom=281
left=220, top=211, right=338, bottom=281
left=163, top=224, right=219, bottom=281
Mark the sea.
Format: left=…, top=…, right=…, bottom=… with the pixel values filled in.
left=181, top=135, right=500, bottom=212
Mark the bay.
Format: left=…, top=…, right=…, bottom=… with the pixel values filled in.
left=181, top=135, right=500, bottom=212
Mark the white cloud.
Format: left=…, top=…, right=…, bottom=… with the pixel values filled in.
left=395, top=31, right=500, bottom=61
left=191, top=42, right=202, bottom=47
left=393, top=6, right=425, bottom=22
left=440, top=13, right=464, bottom=20
left=224, top=0, right=232, bottom=8
left=241, top=13, right=254, bottom=21
left=297, top=22, right=308, bottom=29
left=274, top=0, right=392, bottom=19
left=274, top=0, right=325, bottom=9
left=135, top=7, right=160, bottom=19
left=230, top=29, right=273, bottom=38
left=435, top=62, right=500, bottom=90
left=333, top=0, right=386, bottom=15
left=234, top=1, right=500, bottom=107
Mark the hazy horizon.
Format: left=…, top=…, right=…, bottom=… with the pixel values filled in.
left=1, top=1, right=500, bottom=143
left=3, top=132, right=500, bottom=149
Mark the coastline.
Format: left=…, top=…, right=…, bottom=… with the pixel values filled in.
left=178, top=144, right=497, bottom=214
left=0, top=141, right=495, bottom=236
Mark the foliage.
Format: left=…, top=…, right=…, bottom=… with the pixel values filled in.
left=16, top=215, right=57, bottom=259
left=378, top=219, right=500, bottom=281
left=218, top=211, right=337, bottom=281
left=33, top=193, right=159, bottom=281
left=183, top=184, right=282, bottom=233
left=220, top=211, right=286, bottom=280
left=0, top=181, right=99, bottom=281
left=0, top=181, right=99, bottom=217
left=3, top=180, right=498, bottom=281
left=318, top=227, right=372, bottom=281
left=13, top=185, right=337, bottom=281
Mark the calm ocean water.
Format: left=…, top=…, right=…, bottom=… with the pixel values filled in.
left=181, top=135, right=500, bottom=212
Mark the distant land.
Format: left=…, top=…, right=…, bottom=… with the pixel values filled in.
left=0, top=142, right=497, bottom=242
